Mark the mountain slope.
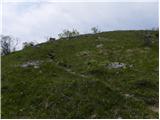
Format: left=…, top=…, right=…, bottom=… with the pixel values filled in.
left=1, top=30, right=159, bottom=118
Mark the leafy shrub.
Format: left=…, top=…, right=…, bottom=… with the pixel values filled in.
left=23, top=42, right=35, bottom=49
left=58, top=29, right=79, bottom=39
left=144, top=32, right=152, bottom=47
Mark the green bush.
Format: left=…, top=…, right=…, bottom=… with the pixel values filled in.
left=23, top=42, right=35, bottom=49
left=58, top=29, right=79, bottom=39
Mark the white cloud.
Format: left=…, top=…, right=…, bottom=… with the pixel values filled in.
left=2, top=2, right=158, bottom=50
left=2, top=0, right=158, bottom=3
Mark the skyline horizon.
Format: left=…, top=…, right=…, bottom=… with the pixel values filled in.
left=1, top=1, right=159, bottom=49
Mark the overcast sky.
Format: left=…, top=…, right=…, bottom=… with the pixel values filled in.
left=1, top=0, right=159, bottom=49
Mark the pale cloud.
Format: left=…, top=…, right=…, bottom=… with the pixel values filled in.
left=2, top=2, right=158, bottom=50
left=2, top=0, right=158, bottom=3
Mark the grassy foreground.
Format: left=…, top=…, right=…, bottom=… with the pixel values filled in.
left=1, top=30, right=159, bottom=118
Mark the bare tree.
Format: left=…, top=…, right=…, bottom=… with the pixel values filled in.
left=1, top=35, right=18, bottom=55
left=91, top=26, right=100, bottom=34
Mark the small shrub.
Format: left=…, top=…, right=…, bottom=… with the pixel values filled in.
left=49, top=38, right=56, bottom=42
left=23, top=42, right=35, bottom=49
left=144, top=32, right=152, bottom=47
left=47, top=52, right=56, bottom=60
left=58, top=29, right=79, bottom=39
left=155, top=32, right=159, bottom=38
left=133, top=79, right=157, bottom=90
left=57, top=60, right=71, bottom=68
left=155, top=29, right=159, bottom=38
left=91, top=26, right=100, bottom=34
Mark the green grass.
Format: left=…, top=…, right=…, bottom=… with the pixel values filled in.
left=1, top=30, right=159, bottom=118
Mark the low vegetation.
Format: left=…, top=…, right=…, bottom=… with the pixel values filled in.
left=58, top=29, right=79, bottom=39
left=1, top=30, right=159, bottom=118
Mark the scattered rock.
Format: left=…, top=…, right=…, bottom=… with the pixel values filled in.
left=90, top=114, right=97, bottom=119
left=129, top=64, right=133, bottom=68
left=34, top=65, right=39, bottom=69
left=124, top=93, right=133, bottom=98
left=149, top=106, right=159, bottom=113
left=47, top=59, right=53, bottom=62
left=107, top=62, right=126, bottom=69
left=97, top=36, right=101, bottom=39
left=144, top=47, right=150, bottom=50
left=117, top=117, right=122, bottom=119
left=65, top=68, right=72, bottom=72
left=39, top=70, right=42, bottom=73
left=19, top=108, right=25, bottom=112
left=20, top=60, right=41, bottom=69
left=78, top=51, right=90, bottom=56
left=96, top=44, right=103, bottom=48
left=126, top=49, right=133, bottom=53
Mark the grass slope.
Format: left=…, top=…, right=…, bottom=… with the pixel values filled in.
left=1, top=30, right=159, bottom=118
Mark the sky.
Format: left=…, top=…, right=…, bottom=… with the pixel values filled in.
left=1, top=0, right=159, bottom=50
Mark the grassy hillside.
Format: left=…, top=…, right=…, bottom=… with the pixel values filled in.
left=1, top=30, right=159, bottom=118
